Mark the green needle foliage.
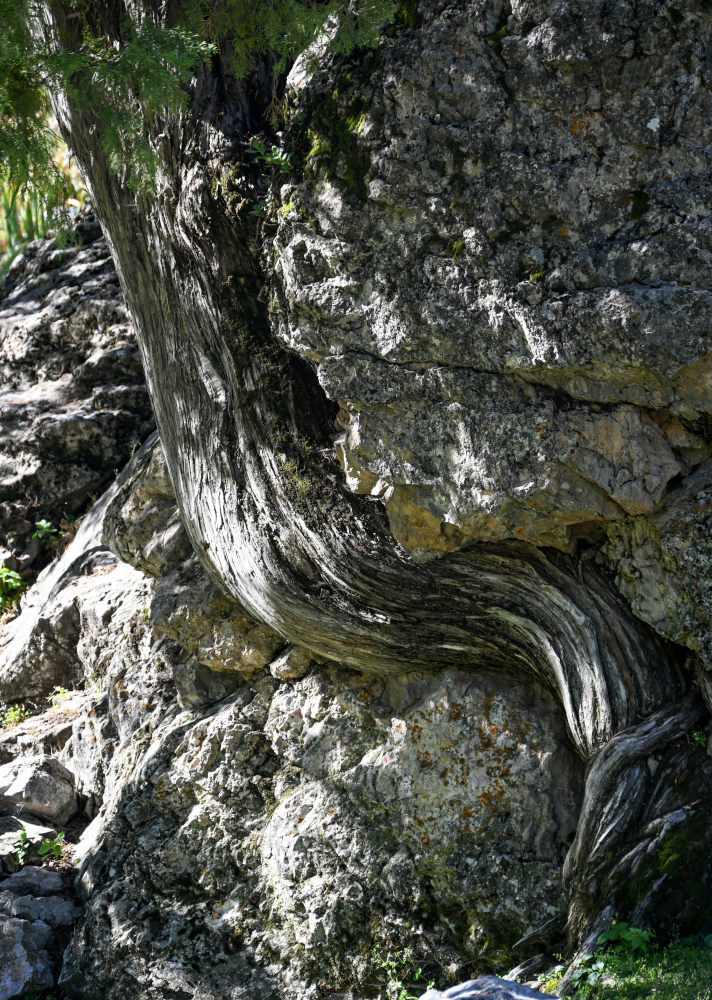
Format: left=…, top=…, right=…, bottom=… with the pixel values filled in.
left=183, top=0, right=395, bottom=77
left=1, top=0, right=395, bottom=202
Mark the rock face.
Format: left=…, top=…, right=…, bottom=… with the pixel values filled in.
left=62, top=663, right=581, bottom=998
left=19, top=440, right=575, bottom=998
left=274, top=0, right=712, bottom=558
left=0, top=217, right=153, bottom=578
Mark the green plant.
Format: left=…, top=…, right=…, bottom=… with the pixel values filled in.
left=13, top=825, right=30, bottom=865
left=597, top=921, right=655, bottom=953
left=0, top=702, right=30, bottom=729
left=32, top=518, right=59, bottom=550
left=691, top=728, right=708, bottom=748
left=568, top=952, right=608, bottom=992
left=0, top=562, right=23, bottom=608
left=374, top=947, right=434, bottom=1000
left=449, top=237, right=465, bottom=263
left=32, top=518, right=57, bottom=540
left=247, top=137, right=292, bottom=173
left=1, top=0, right=396, bottom=205
left=47, top=685, right=70, bottom=707
left=38, top=830, right=65, bottom=859
left=543, top=922, right=657, bottom=997
left=547, top=935, right=712, bottom=999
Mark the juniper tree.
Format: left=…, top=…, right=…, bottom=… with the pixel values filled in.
left=2, top=0, right=710, bottom=975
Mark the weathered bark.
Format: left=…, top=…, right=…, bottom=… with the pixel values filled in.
left=44, top=0, right=712, bottom=951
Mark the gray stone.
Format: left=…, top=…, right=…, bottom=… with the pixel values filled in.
left=0, top=440, right=155, bottom=703
left=603, top=459, right=712, bottom=674
left=273, top=0, right=712, bottom=557
left=269, top=645, right=313, bottom=681
left=0, top=914, right=53, bottom=1000
left=60, top=666, right=582, bottom=997
left=0, top=890, right=79, bottom=929
left=0, top=704, right=78, bottom=767
left=1, top=866, right=63, bottom=896
left=420, top=976, right=550, bottom=999
left=0, top=756, right=76, bottom=826
left=0, top=221, right=153, bottom=566
left=105, top=436, right=294, bottom=689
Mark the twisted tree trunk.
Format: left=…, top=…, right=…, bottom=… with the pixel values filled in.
left=46, top=0, right=712, bottom=953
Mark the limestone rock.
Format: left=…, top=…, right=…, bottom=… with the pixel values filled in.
left=0, top=913, right=53, bottom=1000
left=0, top=694, right=85, bottom=767
left=60, top=666, right=581, bottom=997
left=103, top=431, right=191, bottom=578
left=273, top=0, right=712, bottom=553
left=0, top=889, right=78, bottom=930
left=0, top=448, right=152, bottom=703
left=1, top=866, right=64, bottom=896
left=0, top=756, right=77, bottom=826
left=269, top=645, right=313, bottom=680
left=603, top=459, right=712, bottom=677
left=420, top=976, right=549, bottom=999
left=0, top=220, right=153, bottom=567
left=150, top=554, right=285, bottom=680
left=105, top=435, right=294, bottom=688
left=0, top=866, right=80, bottom=999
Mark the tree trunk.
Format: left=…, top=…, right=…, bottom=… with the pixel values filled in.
left=46, top=0, right=712, bottom=951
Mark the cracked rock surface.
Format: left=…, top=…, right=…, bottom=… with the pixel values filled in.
left=0, top=866, right=80, bottom=1000
left=274, top=0, right=712, bottom=557
left=0, top=218, right=154, bottom=575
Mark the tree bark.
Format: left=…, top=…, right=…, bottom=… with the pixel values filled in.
left=45, top=0, right=712, bottom=949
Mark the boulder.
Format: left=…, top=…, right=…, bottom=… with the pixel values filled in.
left=0, top=866, right=80, bottom=1000
left=0, top=756, right=77, bottom=826
left=273, top=0, right=712, bottom=560
left=1, top=866, right=64, bottom=896
left=60, top=666, right=582, bottom=997
left=0, top=890, right=79, bottom=930
left=0, top=914, right=53, bottom=1000
left=420, top=977, right=550, bottom=1000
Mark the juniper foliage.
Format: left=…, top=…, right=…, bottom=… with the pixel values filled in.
left=0, top=0, right=394, bottom=198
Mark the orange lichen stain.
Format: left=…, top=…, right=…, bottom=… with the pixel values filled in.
left=559, top=228, right=568, bottom=238
left=569, top=111, right=602, bottom=134
left=448, top=701, right=466, bottom=722
left=409, top=719, right=424, bottom=740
